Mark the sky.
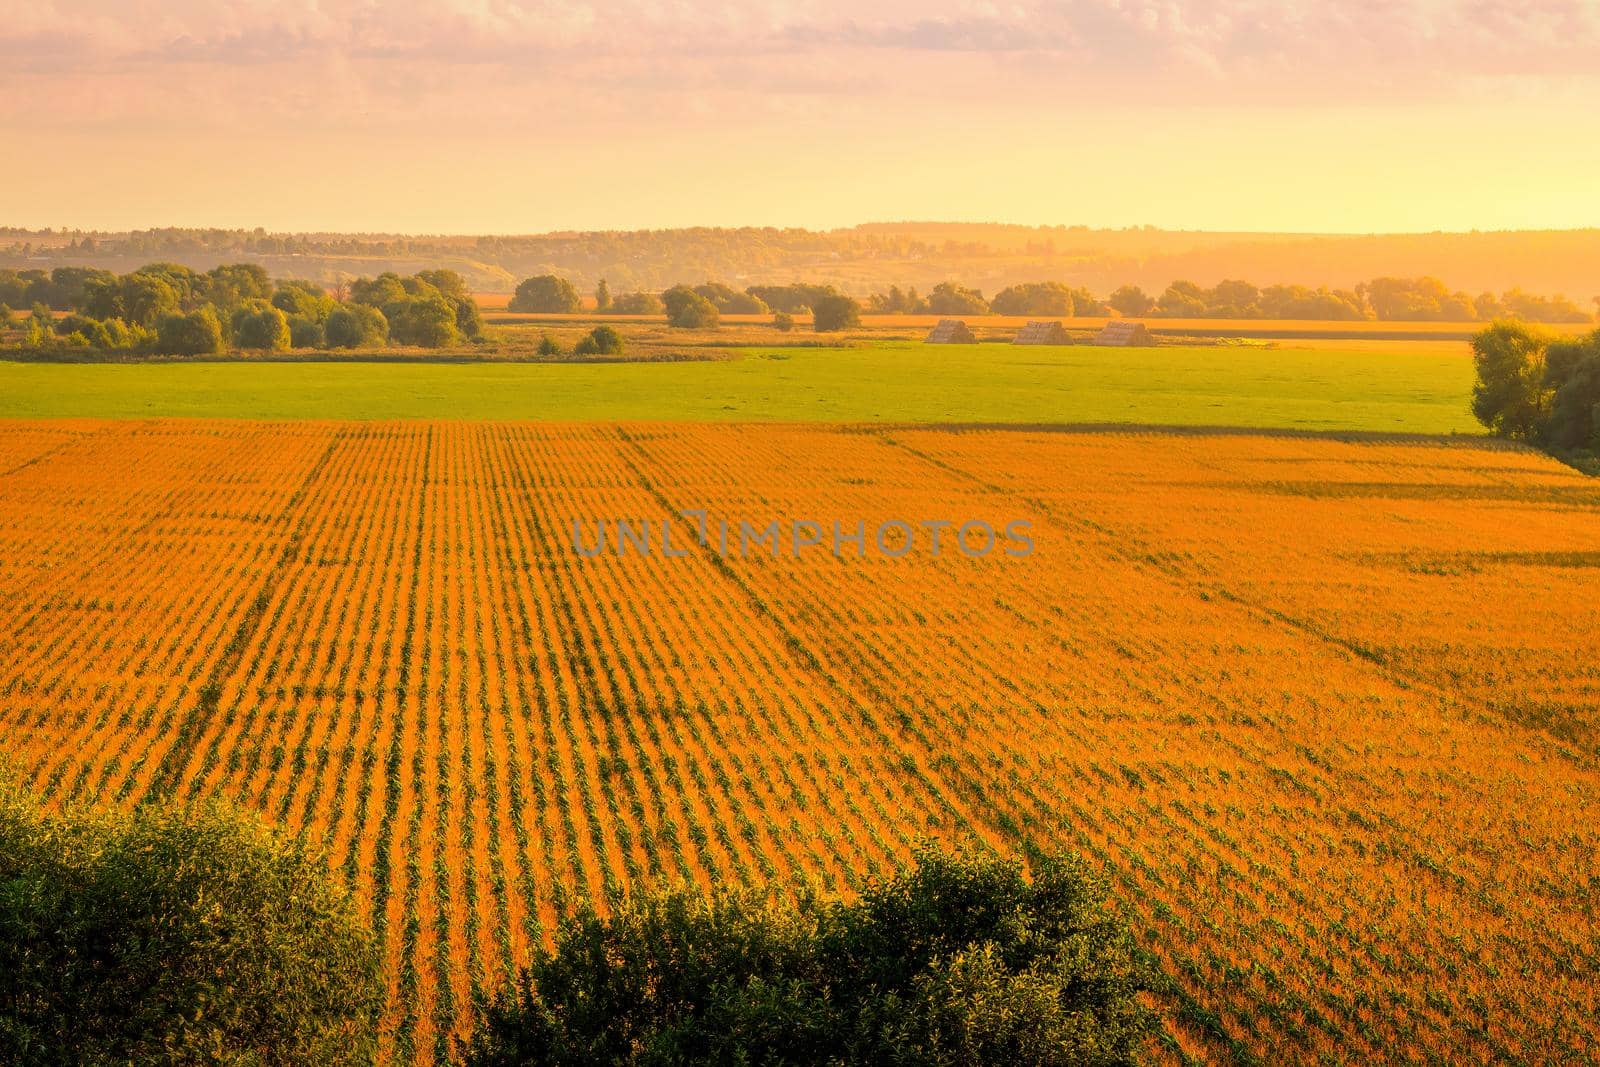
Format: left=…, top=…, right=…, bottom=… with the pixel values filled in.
left=3, top=0, right=1599, bottom=234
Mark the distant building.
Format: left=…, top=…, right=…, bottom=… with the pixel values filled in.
left=925, top=319, right=976, bottom=344
left=1013, top=320, right=1072, bottom=345
left=1093, top=321, right=1154, bottom=346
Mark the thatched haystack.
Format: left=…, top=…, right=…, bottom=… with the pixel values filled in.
left=1093, top=321, right=1154, bottom=346
left=925, top=319, right=977, bottom=344
left=1013, top=320, right=1072, bottom=345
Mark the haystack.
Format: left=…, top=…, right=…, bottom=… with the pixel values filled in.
left=1093, top=320, right=1154, bottom=346
left=925, top=319, right=976, bottom=344
left=1013, top=320, right=1071, bottom=345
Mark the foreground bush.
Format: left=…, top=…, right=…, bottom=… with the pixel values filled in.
left=463, top=848, right=1155, bottom=1066
left=0, top=780, right=382, bottom=1065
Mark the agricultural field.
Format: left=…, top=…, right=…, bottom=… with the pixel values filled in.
left=0, top=339, right=1479, bottom=432
left=0, top=420, right=1596, bottom=1063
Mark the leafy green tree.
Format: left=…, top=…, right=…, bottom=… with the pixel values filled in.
left=812, top=293, right=862, bottom=332
left=695, top=282, right=769, bottom=314
left=595, top=278, right=612, bottom=312
left=462, top=847, right=1155, bottom=1067
left=235, top=305, right=292, bottom=351
left=350, top=272, right=408, bottom=308
left=133, top=262, right=203, bottom=309
left=1155, top=281, right=1206, bottom=317
left=324, top=305, right=389, bottom=349
left=573, top=325, right=624, bottom=356
left=0, top=778, right=382, bottom=1065
left=0, top=303, right=11, bottom=328
left=454, top=297, right=485, bottom=340
left=386, top=295, right=459, bottom=347
left=773, top=311, right=795, bottom=332
left=1471, top=321, right=1550, bottom=439
left=1542, top=330, right=1600, bottom=451
left=273, top=281, right=337, bottom=323
left=288, top=316, right=325, bottom=348
left=155, top=306, right=225, bottom=356
left=510, top=275, right=582, bottom=313
left=416, top=269, right=468, bottom=302
left=206, top=263, right=273, bottom=312
left=608, top=291, right=663, bottom=315
left=119, top=273, right=182, bottom=327
left=992, top=282, right=1079, bottom=317
left=663, top=285, right=720, bottom=328
left=927, top=282, right=990, bottom=316
left=747, top=283, right=840, bottom=314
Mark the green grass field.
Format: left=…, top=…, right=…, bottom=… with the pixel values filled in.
left=0, top=340, right=1479, bottom=432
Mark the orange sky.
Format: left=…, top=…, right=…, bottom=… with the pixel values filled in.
left=4, top=2, right=1599, bottom=233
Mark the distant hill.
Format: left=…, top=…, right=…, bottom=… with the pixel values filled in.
left=3, top=223, right=1596, bottom=303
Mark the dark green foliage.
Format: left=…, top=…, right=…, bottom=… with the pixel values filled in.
left=812, top=293, right=862, bottom=333
left=1108, top=285, right=1153, bottom=317
left=510, top=275, right=582, bottom=313
left=746, top=283, right=839, bottom=315
left=288, top=315, right=325, bottom=348
left=0, top=779, right=382, bottom=1065
left=867, top=285, right=925, bottom=314
left=118, top=272, right=183, bottom=327
left=573, top=325, right=624, bottom=356
left=325, top=304, right=389, bottom=348
left=155, top=306, right=224, bottom=355
left=694, top=281, right=769, bottom=314
left=607, top=290, right=663, bottom=315
left=537, top=333, right=563, bottom=357
left=235, top=304, right=293, bottom=351
left=385, top=294, right=460, bottom=347
left=927, top=282, right=990, bottom=316
left=773, top=311, right=795, bottom=332
left=462, top=848, right=1155, bottom=1067
left=349, top=272, right=408, bottom=308
left=1471, top=321, right=1550, bottom=440
left=206, top=263, right=273, bottom=312
left=1541, top=330, right=1600, bottom=452
left=663, top=285, right=720, bottom=329
left=416, top=269, right=468, bottom=302
left=595, top=278, right=612, bottom=312
left=272, top=281, right=337, bottom=323
left=991, top=282, right=1107, bottom=317
left=54, top=314, right=137, bottom=350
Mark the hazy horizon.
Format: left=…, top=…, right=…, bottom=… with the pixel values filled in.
left=6, top=2, right=1600, bottom=234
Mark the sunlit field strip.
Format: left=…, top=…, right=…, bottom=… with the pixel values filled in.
left=0, top=421, right=1595, bottom=1063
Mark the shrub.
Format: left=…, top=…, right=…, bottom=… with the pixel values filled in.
left=0, top=778, right=382, bottom=1065
left=325, top=305, right=389, bottom=349
left=155, top=306, right=225, bottom=355
left=608, top=290, right=664, bottom=315
left=509, top=275, right=582, bottom=313
left=773, top=311, right=795, bottom=332
left=272, top=281, right=336, bottom=323
left=462, top=847, right=1155, bottom=1066
left=572, top=325, right=624, bottom=356
left=289, top=315, right=325, bottom=348
left=662, top=285, right=720, bottom=329
left=813, top=293, right=862, bottom=333
left=537, top=333, right=563, bottom=357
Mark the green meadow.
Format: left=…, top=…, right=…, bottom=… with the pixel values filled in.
left=0, top=340, right=1479, bottom=433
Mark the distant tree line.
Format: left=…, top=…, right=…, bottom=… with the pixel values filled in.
left=503, top=272, right=1595, bottom=329
left=0, top=265, right=483, bottom=355
left=511, top=275, right=865, bottom=332
left=1471, top=323, right=1600, bottom=462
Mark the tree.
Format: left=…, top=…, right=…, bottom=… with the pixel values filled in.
left=324, top=305, right=389, bottom=348
left=573, top=325, right=624, bottom=356
left=812, top=293, right=862, bottom=332
left=927, top=281, right=990, bottom=316
left=1155, top=281, right=1206, bottom=318
left=350, top=272, right=407, bottom=308
left=663, top=285, right=720, bottom=328
left=773, top=311, right=795, bottom=332
left=609, top=291, right=663, bottom=315
left=155, top=307, right=225, bottom=355
left=595, top=279, right=612, bottom=312
left=509, top=275, right=582, bottom=313
left=1542, top=330, right=1600, bottom=452
left=416, top=269, right=468, bottom=302
left=272, top=281, right=336, bottom=323
left=1471, top=321, right=1550, bottom=440
left=537, top=333, right=563, bottom=357
left=694, top=282, right=769, bottom=314
left=386, top=295, right=459, bottom=347
left=206, top=263, right=273, bottom=311
left=462, top=847, right=1155, bottom=1067
left=288, top=316, right=325, bottom=348
left=119, top=273, right=182, bottom=327
left=234, top=304, right=292, bottom=351
left=992, top=282, right=1081, bottom=317
left=0, top=778, right=382, bottom=1065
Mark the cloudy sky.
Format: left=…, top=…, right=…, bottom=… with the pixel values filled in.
left=4, top=1, right=1598, bottom=232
